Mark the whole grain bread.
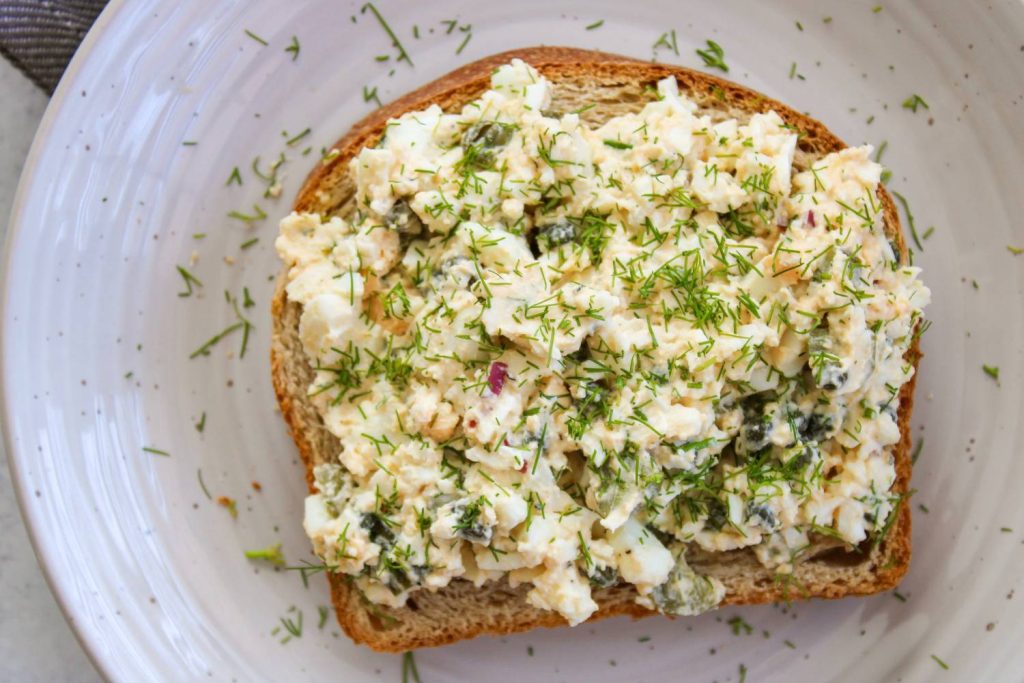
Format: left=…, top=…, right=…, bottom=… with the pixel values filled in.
left=270, top=47, right=920, bottom=652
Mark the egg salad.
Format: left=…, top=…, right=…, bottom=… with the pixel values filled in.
left=275, top=60, right=929, bottom=625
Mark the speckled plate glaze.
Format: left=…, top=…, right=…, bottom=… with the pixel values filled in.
left=3, top=1, right=1024, bottom=681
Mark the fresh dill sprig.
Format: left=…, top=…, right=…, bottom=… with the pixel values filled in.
left=361, top=3, right=414, bottom=66
left=696, top=39, right=729, bottom=72
left=244, top=29, right=268, bottom=46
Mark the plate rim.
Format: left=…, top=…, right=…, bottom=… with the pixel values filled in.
left=0, top=1, right=129, bottom=680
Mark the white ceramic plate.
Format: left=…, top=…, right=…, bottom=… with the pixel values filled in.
left=3, top=1, right=1024, bottom=680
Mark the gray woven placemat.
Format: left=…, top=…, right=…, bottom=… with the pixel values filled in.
left=0, top=0, right=108, bottom=94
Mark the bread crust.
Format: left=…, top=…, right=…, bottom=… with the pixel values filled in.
left=270, top=47, right=919, bottom=652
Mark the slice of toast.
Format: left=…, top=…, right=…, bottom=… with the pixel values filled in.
left=270, top=47, right=919, bottom=652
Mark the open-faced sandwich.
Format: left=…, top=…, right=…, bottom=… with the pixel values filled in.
left=271, top=47, right=929, bottom=651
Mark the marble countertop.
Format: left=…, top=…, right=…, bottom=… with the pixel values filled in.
left=0, top=60, right=103, bottom=683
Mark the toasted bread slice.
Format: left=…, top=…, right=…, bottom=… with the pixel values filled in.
left=270, top=47, right=919, bottom=652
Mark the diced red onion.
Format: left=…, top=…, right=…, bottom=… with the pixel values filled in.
left=807, top=210, right=817, bottom=227
left=776, top=211, right=789, bottom=229
left=488, top=362, right=509, bottom=395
